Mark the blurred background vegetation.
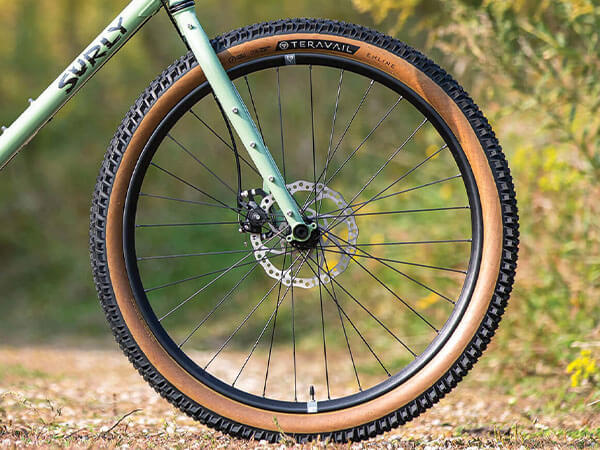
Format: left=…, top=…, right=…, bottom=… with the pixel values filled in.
left=353, top=0, right=600, bottom=390
left=1, top=0, right=599, bottom=401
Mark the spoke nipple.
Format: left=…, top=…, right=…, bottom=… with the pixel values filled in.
left=268, top=176, right=275, bottom=183
left=232, top=107, right=239, bottom=114
left=286, top=210, right=294, bottom=218
left=187, top=24, right=195, bottom=30
left=28, top=98, right=34, bottom=104
left=249, top=142, right=257, bottom=149
left=1, top=126, right=6, bottom=133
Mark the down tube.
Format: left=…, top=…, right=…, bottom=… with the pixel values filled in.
left=0, top=0, right=163, bottom=170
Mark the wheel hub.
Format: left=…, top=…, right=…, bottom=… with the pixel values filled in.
left=250, top=180, right=358, bottom=289
left=289, top=224, right=321, bottom=250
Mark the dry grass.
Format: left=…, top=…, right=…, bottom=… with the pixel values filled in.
left=0, top=345, right=597, bottom=449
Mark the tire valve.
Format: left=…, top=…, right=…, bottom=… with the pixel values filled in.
left=307, top=385, right=318, bottom=413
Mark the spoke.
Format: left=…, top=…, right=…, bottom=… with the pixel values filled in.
left=329, top=230, right=456, bottom=306
left=138, top=248, right=264, bottom=261
left=189, top=108, right=234, bottom=151
left=178, top=260, right=263, bottom=348
left=318, top=244, right=362, bottom=391
left=206, top=251, right=308, bottom=372
left=167, top=134, right=236, bottom=195
left=291, top=269, right=297, bottom=401
left=144, top=255, right=285, bottom=293
left=321, top=236, right=439, bottom=331
left=158, top=231, right=286, bottom=321
left=342, top=143, right=451, bottom=213
left=189, top=108, right=260, bottom=176
left=139, top=193, right=236, bottom=211
left=322, top=69, right=344, bottom=195
left=304, top=256, right=391, bottom=376
left=305, top=96, right=402, bottom=210
left=318, top=206, right=470, bottom=223
left=136, top=220, right=240, bottom=228
left=323, top=144, right=451, bottom=228
left=263, top=245, right=289, bottom=397
left=309, top=65, right=319, bottom=223
left=322, top=118, right=429, bottom=234
left=372, top=174, right=462, bottom=204
left=321, top=79, right=375, bottom=177
left=306, top=253, right=418, bottom=356
left=233, top=251, right=307, bottom=387
left=244, top=76, right=265, bottom=144
left=314, top=233, right=331, bottom=399
left=303, top=78, right=374, bottom=213
left=276, top=68, right=287, bottom=182
left=320, top=248, right=467, bottom=274
left=302, top=80, right=375, bottom=210
left=149, top=162, right=238, bottom=213
left=318, top=239, right=472, bottom=249
left=322, top=173, right=461, bottom=216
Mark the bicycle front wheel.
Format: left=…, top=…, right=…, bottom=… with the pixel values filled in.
left=90, top=18, right=518, bottom=443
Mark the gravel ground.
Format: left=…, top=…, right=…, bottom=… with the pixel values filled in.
left=0, top=345, right=597, bottom=448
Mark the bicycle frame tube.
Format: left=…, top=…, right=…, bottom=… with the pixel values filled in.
left=0, top=0, right=309, bottom=239
left=0, top=0, right=163, bottom=170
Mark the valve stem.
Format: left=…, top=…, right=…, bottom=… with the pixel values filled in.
left=307, top=385, right=318, bottom=413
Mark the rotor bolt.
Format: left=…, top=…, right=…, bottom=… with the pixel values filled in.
left=252, top=213, right=261, bottom=220
left=238, top=227, right=243, bottom=233
left=286, top=211, right=294, bottom=218
left=268, top=176, right=275, bottom=182
left=249, top=142, right=257, bottom=149
left=232, top=107, right=239, bottom=114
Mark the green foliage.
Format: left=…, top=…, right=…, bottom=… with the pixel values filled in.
left=354, top=0, right=600, bottom=381
left=353, top=0, right=600, bottom=171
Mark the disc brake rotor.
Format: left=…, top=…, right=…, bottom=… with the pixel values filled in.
left=250, top=180, right=358, bottom=288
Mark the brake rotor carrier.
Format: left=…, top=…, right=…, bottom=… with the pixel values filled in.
left=250, top=180, right=358, bottom=289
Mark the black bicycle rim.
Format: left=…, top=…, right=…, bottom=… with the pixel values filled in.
left=122, top=53, right=483, bottom=414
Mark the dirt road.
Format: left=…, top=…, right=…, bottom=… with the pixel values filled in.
left=0, top=346, right=596, bottom=448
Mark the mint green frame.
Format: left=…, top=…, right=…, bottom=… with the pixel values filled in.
left=0, top=0, right=310, bottom=239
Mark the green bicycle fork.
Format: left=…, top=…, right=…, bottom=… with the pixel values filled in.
left=170, top=4, right=312, bottom=242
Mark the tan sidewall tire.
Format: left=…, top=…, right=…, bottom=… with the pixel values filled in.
left=105, top=34, right=503, bottom=434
